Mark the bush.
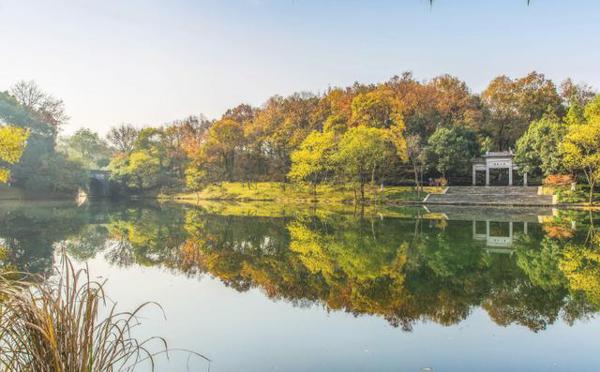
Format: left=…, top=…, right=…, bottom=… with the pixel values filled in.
left=555, top=188, right=587, bottom=203
left=433, top=177, right=448, bottom=187
left=544, top=174, right=575, bottom=187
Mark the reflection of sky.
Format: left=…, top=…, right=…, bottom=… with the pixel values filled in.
left=1, top=0, right=599, bottom=134
left=82, top=255, right=600, bottom=372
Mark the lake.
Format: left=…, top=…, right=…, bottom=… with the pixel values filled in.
left=0, top=201, right=599, bottom=371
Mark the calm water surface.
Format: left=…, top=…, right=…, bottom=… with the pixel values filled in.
left=1, top=201, right=599, bottom=371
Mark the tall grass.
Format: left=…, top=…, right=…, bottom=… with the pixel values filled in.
left=0, top=256, right=208, bottom=371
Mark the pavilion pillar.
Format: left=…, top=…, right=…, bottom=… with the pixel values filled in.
left=472, top=166, right=476, bottom=186
left=508, top=167, right=513, bottom=186
left=485, top=167, right=490, bottom=186
left=523, top=172, right=528, bottom=186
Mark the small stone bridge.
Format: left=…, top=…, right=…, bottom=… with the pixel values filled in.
left=88, top=170, right=111, bottom=197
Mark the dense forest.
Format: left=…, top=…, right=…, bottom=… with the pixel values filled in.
left=1, top=72, right=599, bottom=200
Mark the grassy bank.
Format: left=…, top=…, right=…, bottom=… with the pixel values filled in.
left=0, top=185, right=26, bottom=200
left=0, top=184, right=77, bottom=201
left=161, top=182, right=444, bottom=204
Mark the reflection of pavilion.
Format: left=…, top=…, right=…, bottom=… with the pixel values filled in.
left=472, top=220, right=528, bottom=254
left=423, top=204, right=554, bottom=255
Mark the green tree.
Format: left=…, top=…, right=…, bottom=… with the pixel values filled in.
left=185, top=167, right=207, bottom=200
left=564, top=102, right=586, bottom=126
left=332, top=126, right=394, bottom=202
left=0, top=125, right=29, bottom=183
left=426, top=126, right=478, bottom=179
left=0, top=91, right=57, bottom=192
left=288, top=131, right=336, bottom=196
left=109, top=150, right=161, bottom=191
left=59, top=128, right=112, bottom=169
left=514, top=114, right=566, bottom=176
left=44, top=153, right=88, bottom=193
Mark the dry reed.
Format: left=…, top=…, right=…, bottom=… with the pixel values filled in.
left=0, top=255, right=209, bottom=371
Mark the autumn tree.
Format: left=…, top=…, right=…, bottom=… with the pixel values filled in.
left=560, top=115, right=600, bottom=204
left=429, top=74, right=483, bottom=132
left=384, top=73, right=439, bottom=137
left=0, top=125, right=29, bottom=183
left=584, top=95, right=600, bottom=123
left=288, top=131, right=336, bottom=196
left=202, top=118, right=245, bottom=181
left=350, top=88, right=403, bottom=129
left=332, top=126, right=395, bottom=202
left=482, top=72, right=563, bottom=150
left=405, top=134, right=427, bottom=197
left=384, top=73, right=483, bottom=138
left=245, top=94, right=321, bottom=181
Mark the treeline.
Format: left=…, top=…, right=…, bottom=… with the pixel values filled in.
left=0, top=81, right=88, bottom=194
left=2, top=73, right=599, bottom=200
left=103, top=71, right=599, bottom=200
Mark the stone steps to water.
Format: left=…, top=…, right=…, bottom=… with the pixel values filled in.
left=444, top=186, right=540, bottom=195
left=425, top=186, right=553, bottom=206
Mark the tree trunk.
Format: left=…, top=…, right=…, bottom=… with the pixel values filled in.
left=360, top=182, right=365, bottom=203
left=371, top=165, right=376, bottom=186
left=589, top=180, right=595, bottom=205
left=419, top=166, right=424, bottom=195
left=413, top=165, right=420, bottom=199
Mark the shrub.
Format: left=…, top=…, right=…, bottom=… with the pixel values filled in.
left=544, top=174, right=575, bottom=187
left=433, top=177, right=448, bottom=187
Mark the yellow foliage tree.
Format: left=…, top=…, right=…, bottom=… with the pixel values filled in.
left=560, top=242, right=600, bottom=307
left=560, top=116, right=600, bottom=204
left=0, top=125, right=29, bottom=183
left=288, top=131, right=336, bottom=196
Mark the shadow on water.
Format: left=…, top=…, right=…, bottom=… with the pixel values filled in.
left=1, top=200, right=599, bottom=333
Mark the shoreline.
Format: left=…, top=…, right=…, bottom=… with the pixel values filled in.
left=3, top=181, right=600, bottom=210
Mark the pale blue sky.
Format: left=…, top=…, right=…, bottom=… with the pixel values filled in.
left=0, top=0, right=598, bottom=134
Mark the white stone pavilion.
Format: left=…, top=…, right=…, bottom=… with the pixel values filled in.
left=471, top=151, right=527, bottom=186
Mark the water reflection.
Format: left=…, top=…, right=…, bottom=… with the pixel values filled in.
left=1, top=201, right=599, bottom=333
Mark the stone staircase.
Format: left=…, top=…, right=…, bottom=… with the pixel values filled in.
left=424, top=186, right=554, bottom=206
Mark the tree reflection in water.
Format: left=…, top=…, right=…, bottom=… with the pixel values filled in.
left=1, top=201, right=599, bottom=332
